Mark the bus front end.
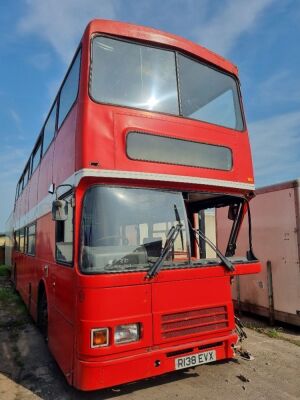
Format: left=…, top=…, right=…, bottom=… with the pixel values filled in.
left=72, top=20, right=261, bottom=390
left=73, top=182, right=260, bottom=390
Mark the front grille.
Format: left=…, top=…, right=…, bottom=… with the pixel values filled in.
left=161, top=306, right=228, bottom=339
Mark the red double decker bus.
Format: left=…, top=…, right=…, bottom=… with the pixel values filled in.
left=9, top=20, right=260, bottom=391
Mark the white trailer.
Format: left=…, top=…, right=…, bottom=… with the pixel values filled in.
left=217, top=179, right=300, bottom=326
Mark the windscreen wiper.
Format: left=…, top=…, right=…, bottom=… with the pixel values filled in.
left=188, top=220, right=234, bottom=272
left=146, top=205, right=183, bottom=279
left=174, top=204, right=184, bottom=250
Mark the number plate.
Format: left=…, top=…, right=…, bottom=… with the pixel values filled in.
left=175, top=350, right=216, bottom=370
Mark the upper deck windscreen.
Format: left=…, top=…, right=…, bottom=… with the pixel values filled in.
left=90, top=36, right=244, bottom=131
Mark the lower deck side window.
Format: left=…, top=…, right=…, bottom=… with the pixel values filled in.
left=13, top=223, right=36, bottom=255
left=56, top=195, right=73, bottom=264
left=27, top=224, right=36, bottom=255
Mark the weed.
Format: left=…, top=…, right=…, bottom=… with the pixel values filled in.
left=285, top=338, right=300, bottom=347
left=0, top=287, right=19, bottom=304
left=0, top=286, right=28, bottom=317
left=0, top=275, right=28, bottom=371
left=0, top=265, right=10, bottom=277
left=246, top=324, right=300, bottom=347
left=264, top=328, right=281, bottom=338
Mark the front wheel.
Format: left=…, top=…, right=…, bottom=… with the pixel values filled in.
left=37, top=290, right=48, bottom=341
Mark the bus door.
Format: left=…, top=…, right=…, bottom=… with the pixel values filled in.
left=50, top=194, right=75, bottom=379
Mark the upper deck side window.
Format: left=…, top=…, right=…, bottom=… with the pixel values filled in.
left=90, top=36, right=244, bottom=131
left=31, top=137, right=42, bottom=174
left=16, top=162, right=30, bottom=198
left=15, top=182, right=20, bottom=201
left=23, top=162, right=30, bottom=188
left=18, top=177, right=23, bottom=195
left=58, top=49, right=81, bottom=129
left=43, top=101, right=57, bottom=157
left=15, top=48, right=81, bottom=202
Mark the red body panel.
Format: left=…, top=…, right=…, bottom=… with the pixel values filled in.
left=37, top=146, right=54, bottom=203
left=82, top=108, right=254, bottom=186
left=11, top=19, right=260, bottom=391
left=74, top=334, right=237, bottom=391
left=53, top=105, right=78, bottom=184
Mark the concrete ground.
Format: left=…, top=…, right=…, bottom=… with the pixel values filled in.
left=0, top=272, right=299, bottom=400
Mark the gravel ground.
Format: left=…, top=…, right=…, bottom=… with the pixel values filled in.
left=0, top=271, right=299, bottom=400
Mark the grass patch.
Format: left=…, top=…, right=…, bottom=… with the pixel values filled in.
left=0, top=265, right=10, bottom=277
left=0, top=273, right=29, bottom=372
left=257, top=327, right=282, bottom=339
left=245, top=323, right=300, bottom=347
left=0, top=286, right=27, bottom=316
left=285, top=338, right=300, bottom=347
left=0, top=287, right=20, bottom=304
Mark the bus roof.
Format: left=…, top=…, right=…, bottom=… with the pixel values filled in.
left=85, top=19, right=239, bottom=76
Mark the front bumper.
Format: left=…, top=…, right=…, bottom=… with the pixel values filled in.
left=73, top=332, right=238, bottom=391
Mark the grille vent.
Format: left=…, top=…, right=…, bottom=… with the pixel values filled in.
left=161, top=306, right=228, bottom=339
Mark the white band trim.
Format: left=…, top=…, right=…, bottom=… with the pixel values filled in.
left=15, top=168, right=255, bottom=228
left=75, top=168, right=255, bottom=191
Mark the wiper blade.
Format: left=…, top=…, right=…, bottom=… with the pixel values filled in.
left=174, top=204, right=184, bottom=250
left=197, top=230, right=234, bottom=271
left=146, top=222, right=183, bottom=279
left=188, top=220, right=234, bottom=272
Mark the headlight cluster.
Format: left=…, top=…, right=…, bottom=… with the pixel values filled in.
left=91, top=323, right=140, bottom=348
left=114, top=324, right=140, bottom=344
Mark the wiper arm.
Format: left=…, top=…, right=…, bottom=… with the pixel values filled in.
left=174, top=204, right=184, bottom=250
left=198, top=230, right=234, bottom=271
left=146, top=222, right=183, bottom=279
left=188, top=220, right=234, bottom=272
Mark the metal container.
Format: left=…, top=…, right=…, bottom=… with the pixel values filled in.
left=218, top=179, right=300, bottom=326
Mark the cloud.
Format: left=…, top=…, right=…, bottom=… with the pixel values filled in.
left=9, top=109, right=21, bottom=126
left=256, top=69, right=300, bottom=106
left=0, top=145, right=30, bottom=231
left=46, top=76, right=63, bottom=104
left=249, top=111, right=300, bottom=186
left=0, top=146, right=28, bottom=179
left=18, top=0, right=119, bottom=64
left=9, top=109, right=24, bottom=139
left=18, top=0, right=275, bottom=63
left=195, top=0, right=274, bottom=56
left=28, top=52, right=52, bottom=70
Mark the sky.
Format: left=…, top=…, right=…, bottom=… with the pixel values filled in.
left=0, top=0, right=300, bottom=231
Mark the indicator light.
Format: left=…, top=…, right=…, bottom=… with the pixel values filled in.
left=91, top=328, right=109, bottom=348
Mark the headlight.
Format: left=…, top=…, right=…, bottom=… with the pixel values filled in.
left=91, top=328, right=109, bottom=348
left=114, top=323, right=140, bottom=344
